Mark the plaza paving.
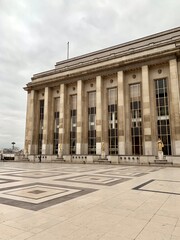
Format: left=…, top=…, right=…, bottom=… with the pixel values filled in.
left=0, top=162, right=180, bottom=239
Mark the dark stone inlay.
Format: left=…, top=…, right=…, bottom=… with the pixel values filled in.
left=133, top=179, right=180, bottom=195
left=0, top=182, right=97, bottom=211
left=0, top=178, right=19, bottom=184
left=98, top=170, right=147, bottom=177
left=133, top=179, right=154, bottom=190
left=5, top=186, right=68, bottom=200
left=0, top=169, right=24, bottom=173
left=4, top=171, right=66, bottom=179
left=56, top=175, right=131, bottom=186
left=57, top=168, right=96, bottom=173
left=28, top=190, right=46, bottom=194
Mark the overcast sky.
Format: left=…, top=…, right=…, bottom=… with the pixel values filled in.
left=0, top=0, right=180, bottom=150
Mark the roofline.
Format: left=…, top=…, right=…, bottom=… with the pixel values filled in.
left=31, top=26, right=180, bottom=80
left=55, top=26, right=180, bottom=66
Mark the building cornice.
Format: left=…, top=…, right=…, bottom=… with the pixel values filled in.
left=24, top=27, right=180, bottom=91
left=54, top=27, right=180, bottom=68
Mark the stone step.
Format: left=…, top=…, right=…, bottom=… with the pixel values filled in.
left=148, top=160, right=173, bottom=166
left=52, top=158, right=66, bottom=163
left=93, top=158, right=111, bottom=164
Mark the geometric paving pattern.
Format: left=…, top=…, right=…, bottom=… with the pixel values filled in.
left=97, top=169, right=148, bottom=177
left=51, top=167, right=97, bottom=173
left=97, top=166, right=163, bottom=177
left=0, top=178, right=19, bottom=184
left=4, top=171, right=67, bottom=179
left=0, top=162, right=180, bottom=240
left=56, top=174, right=131, bottom=186
left=0, top=182, right=97, bottom=211
left=0, top=163, right=164, bottom=212
left=133, top=179, right=180, bottom=195
left=0, top=168, right=24, bottom=173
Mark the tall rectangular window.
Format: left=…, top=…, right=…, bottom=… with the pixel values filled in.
left=130, top=84, right=142, bottom=155
left=38, top=100, right=44, bottom=154
left=53, top=97, right=60, bottom=154
left=108, top=88, right=118, bottom=155
left=155, top=79, right=171, bottom=155
left=70, top=95, right=77, bottom=154
left=88, top=92, right=96, bottom=154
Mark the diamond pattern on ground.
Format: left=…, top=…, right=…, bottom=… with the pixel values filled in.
left=0, top=183, right=96, bottom=211
left=56, top=174, right=131, bottom=186
left=4, top=171, right=67, bottom=179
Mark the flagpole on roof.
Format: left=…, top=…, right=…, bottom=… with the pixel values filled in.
left=67, top=42, right=69, bottom=59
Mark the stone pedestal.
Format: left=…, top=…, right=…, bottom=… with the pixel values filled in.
left=57, top=151, right=63, bottom=159
left=57, top=143, right=64, bottom=159
left=101, top=150, right=106, bottom=159
left=158, top=151, right=163, bottom=160
left=22, top=152, right=29, bottom=161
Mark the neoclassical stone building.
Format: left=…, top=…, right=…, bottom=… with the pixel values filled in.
left=24, top=27, right=180, bottom=164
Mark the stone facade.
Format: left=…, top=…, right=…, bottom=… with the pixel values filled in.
left=24, top=27, right=180, bottom=163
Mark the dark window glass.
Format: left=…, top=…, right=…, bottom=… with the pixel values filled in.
left=38, top=100, right=44, bottom=154
left=108, top=88, right=118, bottom=155
left=53, top=98, right=60, bottom=154
left=70, top=95, right=77, bottom=154
left=155, top=79, right=171, bottom=155
left=88, top=92, right=96, bottom=154
left=129, top=84, right=142, bottom=155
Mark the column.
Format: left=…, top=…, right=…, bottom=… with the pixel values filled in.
left=60, top=84, right=69, bottom=154
left=117, top=71, right=126, bottom=155
left=169, top=58, right=180, bottom=154
left=24, top=91, right=31, bottom=155
left=24, top=90, right=37, bottom=155
left=59, top=84, right=65, bottom=155
left=142, top=65, right=152, bottom=155
left=76, top=80, right=83, bottom=154
left=42, top=87, right=53, bottom=154
left=96, top=76, right=103, bottom=154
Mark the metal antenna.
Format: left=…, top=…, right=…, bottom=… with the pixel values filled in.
left=67, top=42, right=69, bottom=59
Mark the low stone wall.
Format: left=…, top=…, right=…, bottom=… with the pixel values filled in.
left=17, top=154, right=180, bottom=166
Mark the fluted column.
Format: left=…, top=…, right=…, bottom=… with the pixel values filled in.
left=142, top=65, right=152, bottom=155
left=169, top=58, right=180, bottom=154
left=42, top=87, right=53, bottom=154
left=96, top=76, right=103, bottom=154
left=117, top=71, right=126, bottom=155
left=76, top=80, right=84, bottom=154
